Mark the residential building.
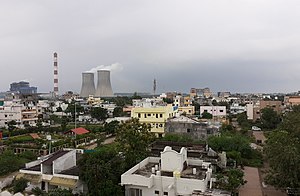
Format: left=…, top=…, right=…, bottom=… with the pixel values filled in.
left=284, top=96, right=300, bottom=108
left=190, top=87, right=212, bottom=98
left=217, top=92, right=231, bottom=98
left=259, top=100, right=282, bottom=114
left=17, top=149, right=87, bottom=194
left=131, top=98, right=178, bottom=137
left=64, top=127, right=90, bottom=136
left=121, top=146, right=226, bottom=196
left=200, top=106, right=226, bottom=118
left=230, top=103, right=246, bottom=115
left=246, top=100, right=282, bottom=121
left=165, top=116, right=219, bottom=140
left=173, top=95, right=195, bottom=116
left=0, top=98, right=39, bottom=128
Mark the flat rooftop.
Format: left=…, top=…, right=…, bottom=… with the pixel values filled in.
left=133, top=161, right=207, bottom=180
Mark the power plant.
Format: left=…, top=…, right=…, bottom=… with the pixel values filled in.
left=95, top=70, right=113, bottom=97
left=80, top=70, right=113, bottom=98
left=80, top=72, right=96, bottom=97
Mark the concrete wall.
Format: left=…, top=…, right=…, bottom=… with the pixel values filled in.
left=161, top=147, right=187, bottom=172
left=53, top=150, right=76, bottom=174
left=200, top=106, right=226, bottom=117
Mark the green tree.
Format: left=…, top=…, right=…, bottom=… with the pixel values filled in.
left=201, top=111, right=213, bottom=119
left=8, top=120, right=17, bottom=131
left=13, top=178, right=28, bottom=193
left=163, top=98, right=173, bottom=104
left=65, top=101, right=84, bottom=119
left=260, top=108, right=280, bottom=129
left=116, top=118, right=155, bottom=169
left=91, top=107, right=108, bottom=121
left=113, top=106, right=124, bottom=117
left=48, top=188, right=73, bottom=196
left=217, top=169, right=246, bottom=195
left=208, top=133, right=252, bottom=159
left=236, top=112, right=251, bottom=130
left=131, top=92, right=142, bottom=99
left=104, top=120, right=120, bottom=135
left=79, top=145, right=124, bottom=196
left=264, top=105, right=300, bottom=190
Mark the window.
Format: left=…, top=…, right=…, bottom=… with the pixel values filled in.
left=148, top=113, right=151, bottom=116
left=129, top=188, right=142, bottom=196
left=144, top=114, right=147, bottom=118
left=156, top=114, right=158, bottom=118
left=159, top=124, right=163, bottom=128
left=163, top=192, right=168, bottom=196
left=138, top=113, right=141, bottom=118
left=160, top=114, right=163, bottom=118
left=187, top=128, right=191, bottom=133
left=220, top=110, right=224, bottom=112
left=4, top=115, right=7, bottom=118
left=155, top=190, right=159, bottom=194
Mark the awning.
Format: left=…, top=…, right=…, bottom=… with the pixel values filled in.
left=49, top=177, right=78, bottom=188
left=16, top=173, right=41, bottom=184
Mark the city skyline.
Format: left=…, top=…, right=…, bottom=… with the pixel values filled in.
left=1, top=0, right=300, bottom=94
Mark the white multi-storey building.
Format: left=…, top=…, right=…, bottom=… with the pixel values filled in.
left=200, top=106, right=226, bottom=117
left=121, top=146, right=221, bottom=196
left=17, top=149, right=87, bottom=194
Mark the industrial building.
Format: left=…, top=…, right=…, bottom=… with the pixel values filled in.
left=80, top=73, right=96, bottom=98
left=10, top=81, right=37, bottom=94
left=80, top=70, right=113, bottom=98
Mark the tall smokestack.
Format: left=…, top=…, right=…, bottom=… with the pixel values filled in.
left=95, top=70, right=113, bottom=97
left=80, top=72, right=96, bottom=98
left=53, top=52, right=58, bottom=96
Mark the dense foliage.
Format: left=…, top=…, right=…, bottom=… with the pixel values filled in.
left=90, top=107, right=108, bottom=121
left=12, top=178, right=28, bottom=193
left=79, top=118, right=155, bottom=195
left=116, top=118, right=155, bottom=170
left=260, top=108, right=281, bottom=129
left=0, top=151, right=36, bottom=176
left=264, top=105, right=300, bottom=190
left=217, top=169, right=246, bottom=194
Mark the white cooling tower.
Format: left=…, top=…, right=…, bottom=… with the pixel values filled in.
left=80, top=72, right=96, bottom=98
left=95, top=70, right=113, bottom=97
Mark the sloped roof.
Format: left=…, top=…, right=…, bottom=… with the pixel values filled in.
left=167, top=116, right=200, bottom=124
left=65, top=127, right=90, bottom=135
left=29, top=133, right=41, bottom=139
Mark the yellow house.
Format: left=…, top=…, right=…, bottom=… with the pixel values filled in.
left=87, top=95, right=103, bottom=106
left=178, top=106, right=195, bottom=116
left=131, top=104, right=178, bottom=137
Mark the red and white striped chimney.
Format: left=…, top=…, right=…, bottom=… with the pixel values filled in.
left=53, top=52, right=59, bottom=96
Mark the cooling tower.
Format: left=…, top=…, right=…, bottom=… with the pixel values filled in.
left=80, top=72, right=96, bottom=97
left=95, top=70, right=113, bottom=97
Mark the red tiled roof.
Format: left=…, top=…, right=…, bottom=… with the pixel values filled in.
left=29, top=133, right=41, bottom=139
left=66, top=127, right=90, bottom=135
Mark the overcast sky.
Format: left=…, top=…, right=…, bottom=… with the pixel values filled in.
left=1, top=0, right=300, bottom=94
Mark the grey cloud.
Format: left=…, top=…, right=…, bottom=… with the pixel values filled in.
left=1, top=0, right=300, bottom=94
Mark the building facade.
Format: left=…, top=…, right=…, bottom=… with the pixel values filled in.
left=121, top=146, right=217, bottom=196
left=17, top=149, right=87, bottom=194
left=200, top=106, right=226, bottom=118
left=131, top=99, right=178, bottom=137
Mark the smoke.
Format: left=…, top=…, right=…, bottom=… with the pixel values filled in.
left=86, top=63, right=123, bottom=73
